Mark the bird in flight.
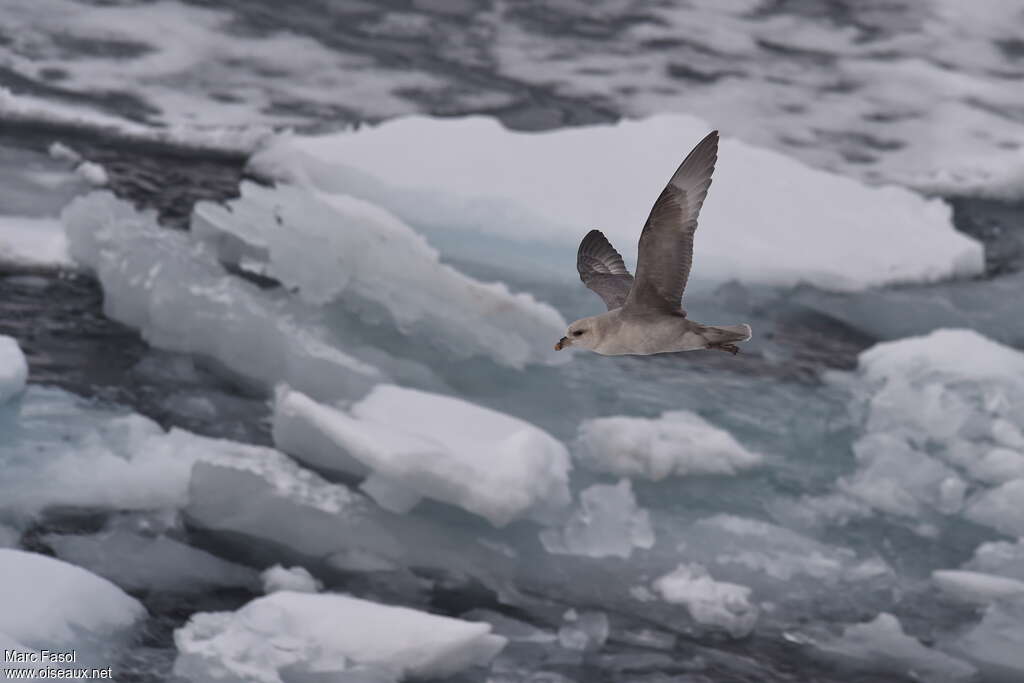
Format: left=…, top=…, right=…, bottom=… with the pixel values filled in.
left=555, top=130, right=751, bottom=356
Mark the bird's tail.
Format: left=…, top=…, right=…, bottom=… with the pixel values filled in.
left=707, top=323, right=752, bottom=343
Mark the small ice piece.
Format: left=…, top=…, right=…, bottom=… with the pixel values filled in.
left=273, top=386, right=571, bottom=526
left=48, top=141, right=82, bottom=163
left=816, top=613, right=976, bottom=682
left=575, top=411, right=761, bottom=480
left=75, top=161, right=108, bottom=186
left=173, top=591, right=507, bottom=682
left=0, top=549, right=145, bottom=661
left=0, top=336, right=28, bottom=404
left=0, top=216, right=73, bottom=268
left=651, top=563, right=758, bottom=638
left=44, top=530, right=260, bottom=595
left=539, top=479, right=654, bottom=559
left=951, top=597, right=1024, bottom=677
left=557, top=610, right=609, bottom=652
left=932, top=569, right=1024, bottom=604
left=261, top=564, right=322, bottom=594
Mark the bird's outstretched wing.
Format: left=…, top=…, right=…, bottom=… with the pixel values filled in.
left=623, top=130, right=718, bottom=316
left=576, top=229, right=634, bottom=310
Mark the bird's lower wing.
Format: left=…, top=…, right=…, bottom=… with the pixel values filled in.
left=577, top=229, right=634, bottom=310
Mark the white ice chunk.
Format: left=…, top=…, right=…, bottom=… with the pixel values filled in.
left=173, top=591, right=507, bottom=683
left=575, top=411, right=760, bottom=480
left=273, top=386, right=571, bottom=526
left=44, top=530, right=260, bottom=594
left=193, top=182, right=566, bottom=369
left=48, top=141, right=81, bottom=163
left=539, top=479, right=654, bottom=559
left=0, top=336, right=28, bottom=404
left=932, top=570, right=1024, bottom=604
left=0, top=549, right=145, bottom=658
left=814, top=329, right=1024, bottom=531
left=74, top=161, right=108, bottom=186
left=251, top=114, right=982, bottom=291
left=62, top=191, right=385, bottom=404
left=0, top=216, right=72, bottom=268
left=261, top=564, right=322, bottom=594
left=815, top=613, right=976, bottom=682
left=651, top=563, right=758, bottom=638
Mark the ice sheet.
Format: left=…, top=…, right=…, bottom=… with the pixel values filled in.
left=273, top=386, right=571, bottom=526
left=251, top=115, right=983, bottom=291
left=173, top=591, right=507, bottom=682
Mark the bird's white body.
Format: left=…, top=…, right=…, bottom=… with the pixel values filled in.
left=567, top=309, right=752, bottom=356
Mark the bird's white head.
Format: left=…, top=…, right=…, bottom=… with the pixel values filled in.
left=555, top=315, right=602, bottom=351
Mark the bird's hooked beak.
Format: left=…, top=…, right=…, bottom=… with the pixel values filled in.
left=554, top=336, right=570, bottom=351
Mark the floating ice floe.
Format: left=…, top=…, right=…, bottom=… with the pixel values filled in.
left=260, top=564, right=321, bottom=594
left=62, top=190, right=564, bottom=405
left=813, top=612, right=976, bottom=682
left=574, top=411, right=761, bottom=480
left=173, top=591, right=507, bottom=683
left=44, top=529, right=260, bottom=595
left=557, top=609, right=609, bottom=652
left=651, top=562, right=758, bottom=638
left=74, top=161, right=108, bottom=186
left=0, top=549, right=145, bottom=664
left=0, top=216, right=73, bottom=268
left=964, top=538, right=1024, bottom=582
left=0, top=336, right=28, bottom=404
left=798, top=329, right=1024, bottom=534
left=272, top=386, right=571, bottom=526
left=251, top=114, right=983, bottom=291
left=539, top=479, right=654, bottom=559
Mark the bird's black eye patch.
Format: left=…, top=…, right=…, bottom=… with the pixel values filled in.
left=573, top=330, right=584, bottom=336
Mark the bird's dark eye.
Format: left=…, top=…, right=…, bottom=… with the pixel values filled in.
left=573, top=330, right=584, bottom=337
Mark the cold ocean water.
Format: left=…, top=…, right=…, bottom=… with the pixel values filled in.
left=1, top=1, right=1024, bottom=682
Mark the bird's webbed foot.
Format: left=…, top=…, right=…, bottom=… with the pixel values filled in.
left=711, top=343, right=740, bottom=355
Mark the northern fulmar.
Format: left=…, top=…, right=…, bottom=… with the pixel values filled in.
left=555, top=130, right=752, bottom=356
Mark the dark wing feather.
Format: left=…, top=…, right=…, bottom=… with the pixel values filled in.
left=624, top=130, right=718, bottom=316
left=576, top=229, right=634, bottom=310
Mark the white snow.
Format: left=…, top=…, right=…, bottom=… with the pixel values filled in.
left=44, top=530, right=260, bottom=595
left=273, top=386, right=571, bottom=526
left=540, top=479, right=654, bottom=559
left=0, top=336, right=28, bottom=404
left=251, top=114, right=983, bottom=291
left=0, top=549, right=145, bottom=654
left=814, top=612, right=976, bottom=682
left=575, top=411, right=761, bottom=480
left=0, top=216, right=73, bottom=268
left=651, top=563, right=758, bottom=638
left=932, top=570, right=1024, bottom=604
left=261, top=564, right=321, bottom=594
left=173, top=591, right=507, bottom=683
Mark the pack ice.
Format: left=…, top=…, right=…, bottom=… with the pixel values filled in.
left=273, top=385, right=571, bottom=526
left=174, top=591, right=507, bottom=683
left=250, top=114, right=983, bottom=291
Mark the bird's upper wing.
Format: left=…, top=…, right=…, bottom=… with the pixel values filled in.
left=576, top=229, right=634, bottom=310
left=623, top=130, right=718, bottom=316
